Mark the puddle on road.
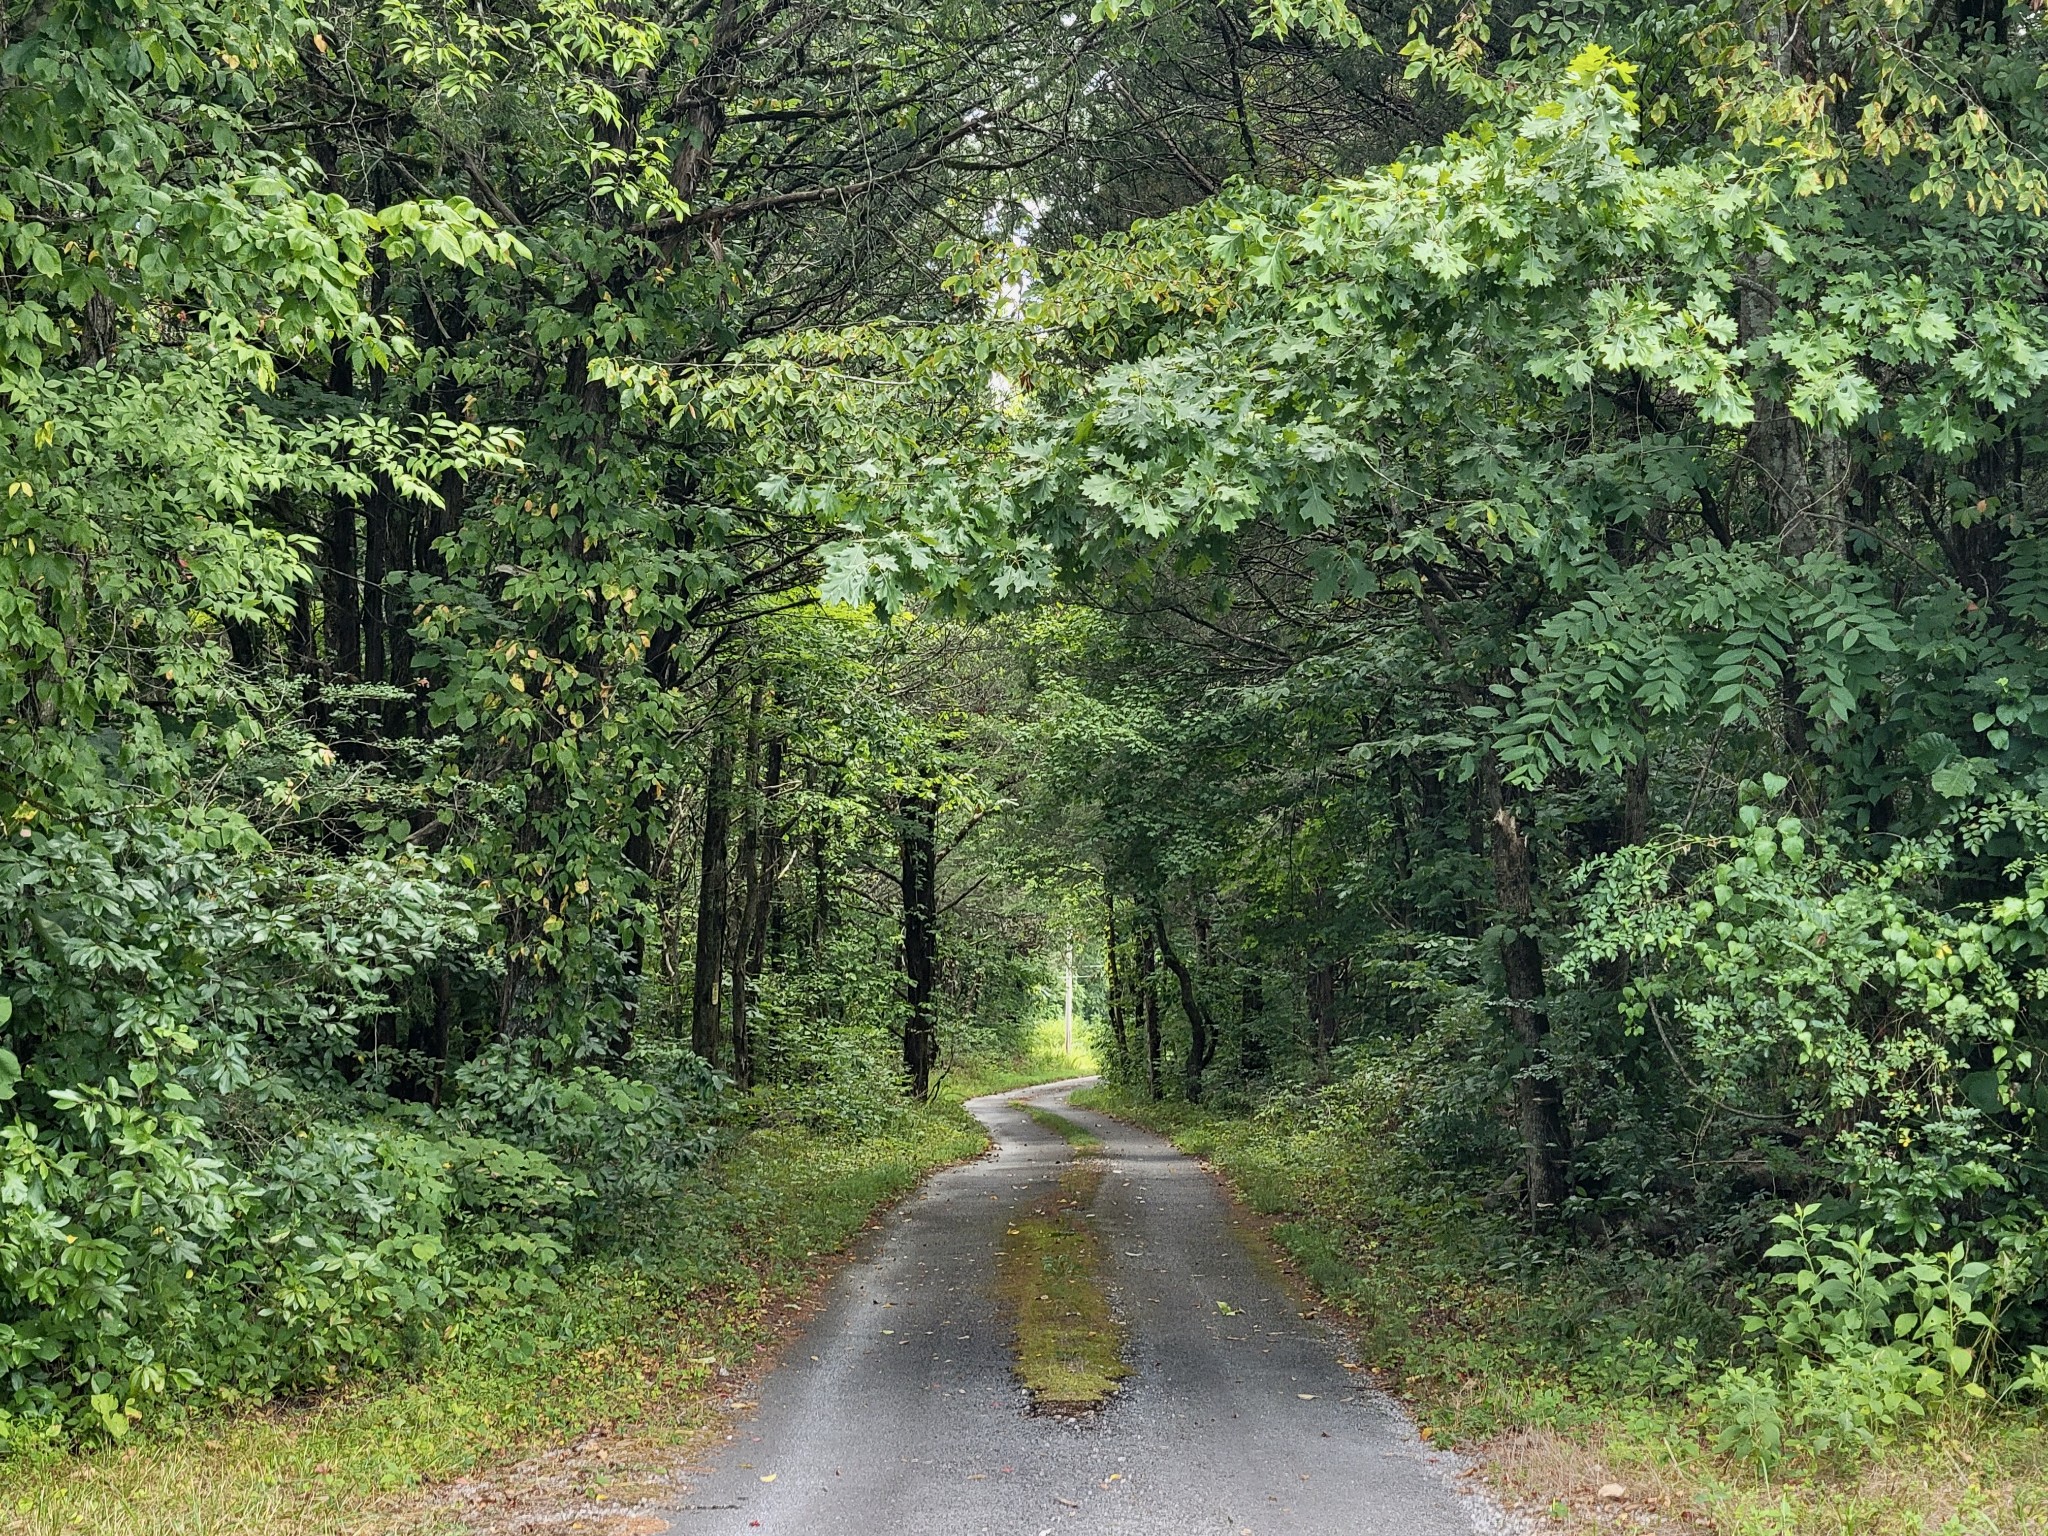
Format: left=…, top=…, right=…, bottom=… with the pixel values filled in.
left=995, top=1144, right=1126, bottom=1414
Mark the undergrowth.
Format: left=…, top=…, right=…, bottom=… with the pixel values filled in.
left=0, top=1092, right=991, bottom=1536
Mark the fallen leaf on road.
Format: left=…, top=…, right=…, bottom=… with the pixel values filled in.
left=1297, top=1393, right=1317, bottom=1400
left=759, top=1473, right=776, bottom=1483
left=1215, top=1301, right=1238, bottom=1315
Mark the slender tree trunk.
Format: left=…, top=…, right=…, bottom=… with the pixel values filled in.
left=899, top=790, right=939, bottom=1098
left=804, top=761, right=831, bottom=953
left=430, top=966, right=456, bottom=1108
left=1103, top=888, right=1130, bottom=1077
left=728, top=680, right=765, bottom=1088
left=321, top=353, right=360, bottom=688
left=1063, top=936, right=1075, bottom=1055
left=1480, top=751, right=1570, bottom=1228
left=1136, top=928, right=1162, bottom=1100
left=1307, top=962, right=1338, bottom=1065
left=1239, top=963, right=1266, bottom=1077
left=363, top=480, right=390, bottom=686
left=1622, top=754, right=1650, bottom=848
left=1151, top=912, right=1214, bottom=1102
left=323, top=501, right=359, bottom=683
left=760, top=733, right=787, bottom=962
left=691, top=705, right=735, bottom=1067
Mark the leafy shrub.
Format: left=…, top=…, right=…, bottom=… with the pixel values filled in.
left=0, top=810, right=504, bottom=1439
left=439, top=1041, right=724, bottom=1245
left=180, top=1123, right=573, bottom=1414
left=1704, top=1206, right=2018, bottom=1469
left=1572, top=810, right=2048, bottom=1249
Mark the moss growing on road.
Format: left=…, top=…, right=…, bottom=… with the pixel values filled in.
left=997, top=1160, right=1126, bottom=1412
left=1014, top=1101, right=1103, bottom=1151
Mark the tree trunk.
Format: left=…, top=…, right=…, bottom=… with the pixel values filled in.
left=363, top=479, right=390, bottom=687
left=1622, top=754, right=1650, bottom=848
left=1135, top=927, right=1162, bottom=1100
left=1239, top=964, right=1266, bottom=1077
left=728, top=679, right=766, bottom=1088
left=805, top=761, right=830, bottom=953
left=760, top=732, right=787, bottom=962
left=323, top=499, right=359, bottom=683
left=1480, top=751, right=1570, bottom=1229
left=321, top=353, right=360, bottom=687
left=899, top=789, right=939, bottom=1098
left=691, top=707, right=735, bottom=1067
left=1103, top=888, right=1130, bottom=1077
left=1307, top=962, right=1338, bottom=1065
left=1151, top=911, right=1215, bottom=1102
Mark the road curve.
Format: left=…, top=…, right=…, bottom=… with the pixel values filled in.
left=654, top=1079, right=1509, bottom=1535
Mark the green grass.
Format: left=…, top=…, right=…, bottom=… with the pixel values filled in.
left=1072, top=1083, right=2048, bottom=1536
left=938, top=1015, right=1096, bottom=1100
left=0, top=1091, right=1005, bottom=1536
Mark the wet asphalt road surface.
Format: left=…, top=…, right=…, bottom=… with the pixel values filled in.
left=655, top=1079, right=1506, bottom=1536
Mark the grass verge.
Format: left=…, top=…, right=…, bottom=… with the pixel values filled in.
left=0, top=1056, right=1078, bottom=1536
left=995, top=1160, right=1126, bottom=1412
left=1070, top=1083, right=2048, bottom=1536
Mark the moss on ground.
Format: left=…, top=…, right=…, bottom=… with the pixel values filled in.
left=1015, top=1101, right=1103, bottom=1151
left=996, top=1160, right=1126, bottom=1412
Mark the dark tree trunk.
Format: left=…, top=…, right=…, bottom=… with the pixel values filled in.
left=363, top=479, right=390, bottom=686
left=1239, top=964, right=1266, bottom=1077
left=1136, top=927, right=1162, bottom=1100
left=1950, top=433, right=2017, bottom=612
left=321, top=353, right=360, bottom=685
left=760, top=733, right=787, bottom=961
left=691, top=709, right=735, bottom=1067
left=323, top=500, right=359, bottom=682
left=728, top=680, right=767, bottom=1088
left=1307, top=962, right=1338, bottom=1064
left=899, top=790, right=939, bottom=1098
left=1103, top=888, right=1130, bottom=1076
left=1622, top=754, right=1651, bottom=848
left=430, top=966, right=456, bottom=1108
left=1151, top=912, right=1215, bottom=1102
left=224, top=617, right=258, bottom=670
left=1480, top=752, right=1570, bottom=1229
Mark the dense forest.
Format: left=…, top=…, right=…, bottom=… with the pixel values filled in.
left=9, top=0, right=2048, bottom=1498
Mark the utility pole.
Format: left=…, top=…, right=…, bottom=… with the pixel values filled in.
left=1063, top=935, right=1075, bottom=1055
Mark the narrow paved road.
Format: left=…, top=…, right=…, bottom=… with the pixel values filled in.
left=655, top=1080, right=1508, bottom=1535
